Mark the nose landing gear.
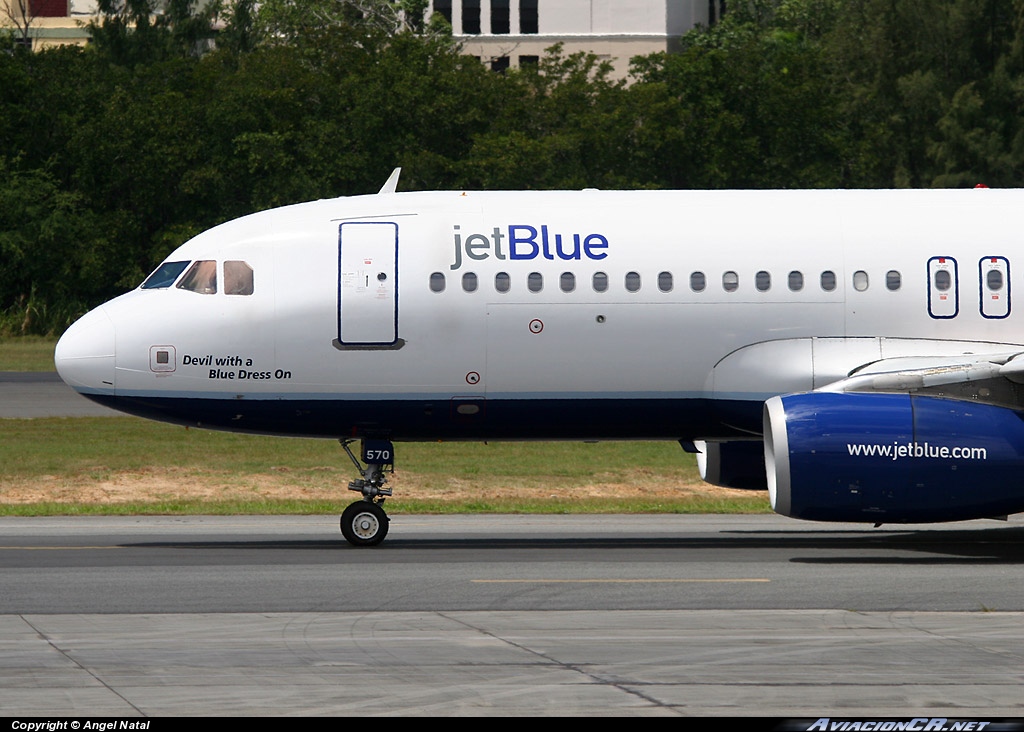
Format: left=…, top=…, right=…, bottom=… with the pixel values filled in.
left=339, top=439, right=394, bottom=547
left=341, top=500, right=388, bottom=546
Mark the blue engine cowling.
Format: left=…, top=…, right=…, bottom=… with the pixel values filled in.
left=763, top=391, right=1024, bottom=523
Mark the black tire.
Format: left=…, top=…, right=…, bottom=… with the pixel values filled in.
left=340, top=501, right=389, bottom=546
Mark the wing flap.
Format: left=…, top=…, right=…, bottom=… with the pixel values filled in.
left=819, top=352, right=1024, bottom=409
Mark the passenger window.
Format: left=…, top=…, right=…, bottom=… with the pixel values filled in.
left=722, top=271, right=739, bottom=292
left=429, top=272, right=446, bottom=292
left=988, top=269, right=1004, bottom=291
left=853, top=271, right=869, bottom=292
left=560, top=272, right=575, bottom=292
left=528, top=272, right=543, bottom=292
left=886, top=270, right=901, bottom=291
left=625, top=271, right=641, bottom=292
left=755, top=271, right=771, bottom=292
left=176, top=260, right=217, bottom=294
left=934, top=270, right=952, bottom=291
left=788, top=271, right=803, bottom=291
left=690, top=271, right=706, bottom=292
left=462, top=272, right=478, bottom=292
left=224, top=261, right=254, bottom=296
left=142, top=260, right=190, bottom=290
left=592, top=272, right=608, bottom=292
left=658, top=271, right=673, bottom=292
left=495, top=272, right=510, bottom=293
left=820, top=271, right=837, bottom=292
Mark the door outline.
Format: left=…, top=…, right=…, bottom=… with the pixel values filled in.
left=927, top=256, right=958, bottom=319
left=338, top=221, right=399, bottom=346
left=979, top=256, right=1010, bottom=319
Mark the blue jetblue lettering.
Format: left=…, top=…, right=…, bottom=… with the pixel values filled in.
left=451, top=225, right=608, bottom=269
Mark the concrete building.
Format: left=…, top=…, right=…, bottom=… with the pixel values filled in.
left=430, top=0, right=725, bottom=78
left=2, top=0, right=726, bottom=70
left=0, top=0, right=97, bottom=48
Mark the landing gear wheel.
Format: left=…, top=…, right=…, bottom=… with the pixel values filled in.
left=341, top=501, right=389, bottom=547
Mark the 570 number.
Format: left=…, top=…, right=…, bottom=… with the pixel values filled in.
left=362, top=440, right=395, bottom=464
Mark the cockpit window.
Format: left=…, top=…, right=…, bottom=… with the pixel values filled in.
left=224, top=261, right=254, bottom=295
left=141, top=261, right=190, bottom=290
left=176, top=260, right=218, bottom=294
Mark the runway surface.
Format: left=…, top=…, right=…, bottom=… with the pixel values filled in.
left=0, top=371, right=119, bottom=418
left=4, top=374, right=1024, bottom=716
left=3, top=514, right=1024, bottom=716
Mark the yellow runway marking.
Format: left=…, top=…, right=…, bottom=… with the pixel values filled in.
left=471, top=578, right=770, bottom=583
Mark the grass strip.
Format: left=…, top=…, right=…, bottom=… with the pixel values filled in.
left=0, top=336, right=58, bottom=372
left=0, top=417, right=770, bottom=515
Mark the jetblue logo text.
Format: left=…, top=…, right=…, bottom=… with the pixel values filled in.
left=847, top=442, right=988, bottom=461
left=450, top=225, right=609, bottom=270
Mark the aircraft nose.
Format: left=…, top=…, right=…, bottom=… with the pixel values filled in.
left=54, top=306, right=116, bottom=394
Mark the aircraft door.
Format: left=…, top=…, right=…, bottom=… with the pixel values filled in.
left=338, top=222, right=398, bottom=345
left=980, top=256, right=1010, bottom=319
left=927, top=256, right=958, bottom=319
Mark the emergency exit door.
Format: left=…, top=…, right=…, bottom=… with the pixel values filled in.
left=338, top=221, right=398, bottom=345
left=927, top=256, right=958, bottom=319
left=980, top=256, right=1010, bottom=319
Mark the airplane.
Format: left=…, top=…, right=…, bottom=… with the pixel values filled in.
left=54, top=170, right=1024, bottom=545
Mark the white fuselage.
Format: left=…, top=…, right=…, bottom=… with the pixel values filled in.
left=55, top=188, right=1024, bottom=440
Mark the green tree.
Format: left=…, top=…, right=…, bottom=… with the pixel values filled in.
left=457, top=46, right=639, bottom=189
left=926, top=0, right=1024, bottom=186
left=88, top=0, right=218, bottom=67
left=0, top=160, right=112, bottom=333
left=824, top=0, right=1017, bottom=186
left=629, top=7, right=847, bottom=188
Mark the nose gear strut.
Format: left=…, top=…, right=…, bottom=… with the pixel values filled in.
left=338, top=439, right=394, bottom=546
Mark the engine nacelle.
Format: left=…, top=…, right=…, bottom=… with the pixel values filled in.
left=696, top=440, right=768, bottom=490
left=763, top=391, right=1024, bottom=523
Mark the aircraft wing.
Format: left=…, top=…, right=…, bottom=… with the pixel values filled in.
left=817, top=350, right=1024, bottom=410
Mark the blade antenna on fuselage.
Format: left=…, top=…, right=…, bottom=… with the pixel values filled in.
left=378, top=167, right=402, bottom=195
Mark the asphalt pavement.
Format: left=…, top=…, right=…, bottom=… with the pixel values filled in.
left=2, top=514, right=1024, bottom=717
left=3, top=375, right=1024, bottom=717
left=0, top=371, right=119, bottom=418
